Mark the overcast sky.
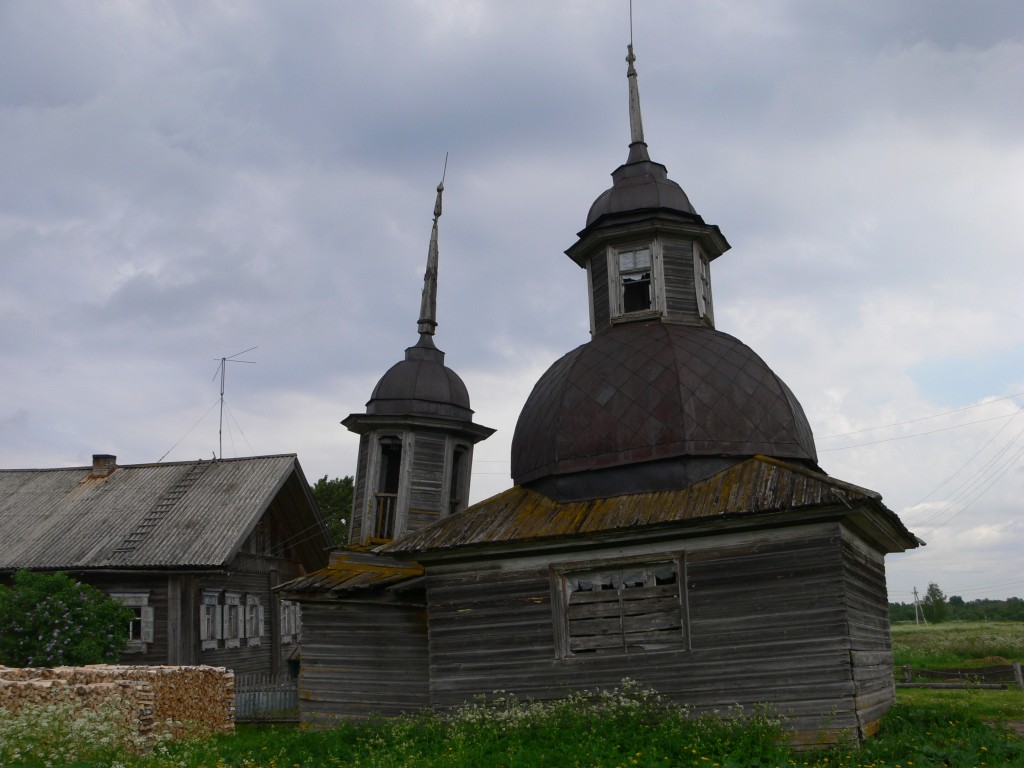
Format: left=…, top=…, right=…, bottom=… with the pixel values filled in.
left=2, top=1, right=1022, bottom=603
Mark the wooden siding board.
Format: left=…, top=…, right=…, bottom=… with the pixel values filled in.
left=662, top=239, right=699, bottom=322
left=299, top=601, right=429, bottom=722
left=409, top=433, right=446, bottom=512
left=350, top=437, right=369, bottom=543
left=592, top=252, right=610, bottom=331
left=423, top=531, right=866, bottom=742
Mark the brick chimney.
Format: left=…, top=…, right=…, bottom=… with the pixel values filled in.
left=91, top=454, right=117, bottom=478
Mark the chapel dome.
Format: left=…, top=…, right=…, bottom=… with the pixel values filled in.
left=511, top=321, right=817, bottom=488
left=366, top=339, right=472, bottom=421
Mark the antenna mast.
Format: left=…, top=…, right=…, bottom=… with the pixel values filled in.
left=213, top=347, right=257, bottom=459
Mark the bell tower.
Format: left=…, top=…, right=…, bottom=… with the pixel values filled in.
left=566, top=45, right=730, bottom=336
left=343, top=175, right=494, bottom=546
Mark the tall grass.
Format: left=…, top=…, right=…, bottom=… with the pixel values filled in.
left=892, top=620, right=1024, bottom=666
left=4, top=677, right=1023, bottom=768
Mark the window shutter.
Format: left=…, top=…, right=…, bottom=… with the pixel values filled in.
left=140, top=606, right=155, bottom=644
left=258, top=604, right=265, bottom=638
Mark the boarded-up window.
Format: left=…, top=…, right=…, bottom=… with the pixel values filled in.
left=555, top=558, right=687, bottom=657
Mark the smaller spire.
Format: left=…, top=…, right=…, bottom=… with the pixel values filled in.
left=625, top=44, right=651, bottom=164
left=416, top=160, right=447, bottom=340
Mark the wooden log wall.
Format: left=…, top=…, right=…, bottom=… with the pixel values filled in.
left=298, top=599, right=429, bottom=724
left=425, top=526, right=875, bottom=743
left=0, top=665, right=234, bottom=737
left=840, top=534, right=897, bottom=737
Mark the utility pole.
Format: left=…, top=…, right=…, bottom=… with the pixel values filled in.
left=912, top=586, right=929, bottom=627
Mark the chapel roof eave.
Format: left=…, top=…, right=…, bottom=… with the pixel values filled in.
left=341, top=411, right=496, bottom=442
left=565, top=212, right=731, bottom=267
left=377, top=456, right=920, bottom=561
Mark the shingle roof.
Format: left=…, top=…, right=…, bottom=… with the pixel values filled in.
left=279, top=549, right=423, bottom=598
left=381, top=456, right=919, bottom=557
left=0, top=455, right=326, bottom=570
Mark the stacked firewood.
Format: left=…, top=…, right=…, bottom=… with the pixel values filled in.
left=0, top=665, right=234, bottom=737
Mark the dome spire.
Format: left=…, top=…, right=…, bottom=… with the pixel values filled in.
left=416, top=155, right=447, bottom=341
left=625, top=42, right=651, bottom=164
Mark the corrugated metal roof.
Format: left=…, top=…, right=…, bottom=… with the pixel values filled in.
left=279, top=549, right=422, bottom=597
left=381, top=456, right=916, bottom=556
left=0, top=455, right=321, bottom=570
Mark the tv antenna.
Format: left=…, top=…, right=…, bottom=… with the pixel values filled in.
left=213, top=346, right=257, bottom=459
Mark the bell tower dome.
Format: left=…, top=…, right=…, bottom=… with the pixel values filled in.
left=344, top=174, right=494, bottom=545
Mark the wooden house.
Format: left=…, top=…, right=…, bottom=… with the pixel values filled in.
left=0, top=453, right=330, bottom=675
left=284, top=44, right=920, bottom=744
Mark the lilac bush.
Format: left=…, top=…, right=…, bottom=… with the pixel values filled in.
left=0, top=570, right=134, bottom=666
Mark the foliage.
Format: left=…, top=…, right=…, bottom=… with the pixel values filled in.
left=310, top=474, right=354, bottom=547
left=0, top=570, right=134, bottom=667
left=898, top=685, right=1024, bottom=722
left=921, top=581, right=948, bottom=623
left=891, top=593, right=1024, bottom=623
left=0, top=698, right=158, bottom=766
left=4, top=676, right=1024, bottom=767
left=891, top=620, right=1024, bottom=667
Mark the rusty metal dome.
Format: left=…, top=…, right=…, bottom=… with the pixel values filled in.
left=511, top=322, right=817, bottom=491
left=586, top=154, right=696, bottom=229
left=366, top=336, right=473, bottom=421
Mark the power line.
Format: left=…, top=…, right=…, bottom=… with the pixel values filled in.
left=816, top=391, right=1024, bottom=440
left=817, top=411, right=1017, bottom=452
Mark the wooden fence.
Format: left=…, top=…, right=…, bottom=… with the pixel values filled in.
left=234, top=672, right=298, bottom=722
left=896, top=661, right=1023, bottom=689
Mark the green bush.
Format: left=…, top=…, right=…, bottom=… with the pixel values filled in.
left=0, top=570, right=134, bottom=667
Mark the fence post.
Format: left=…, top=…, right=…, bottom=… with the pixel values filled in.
left=903, top=664, right=913, bottom=684
left=1014, top=661, right=1023, bottom=690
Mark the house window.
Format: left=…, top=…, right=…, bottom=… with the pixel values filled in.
left=110, top=591, right=153, bottom=653
left=552, top=557, right=687, bottom=658
left=280, top=600, right=302, bottom=644
left=222, top=592, right=242, bottom=649
left=245, top=594, right=264, bottom=647
left=616, top=246, right=653, bottom=314
left=200, top=590, right=222, bottom=650
left=694, top=245, right=713, bottom=324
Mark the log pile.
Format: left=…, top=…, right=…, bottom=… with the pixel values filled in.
left=0, top=665, right=234, bottom=738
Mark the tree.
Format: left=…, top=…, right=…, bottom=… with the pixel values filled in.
left=0, top=570, right=135, bottom=667
left=311, top=475, right=354, bottom=547
left=922, top=582, right=948, bottom=623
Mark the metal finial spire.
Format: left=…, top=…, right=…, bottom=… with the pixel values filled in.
left=417, top=155, right=447, bottom=338
left=626, top=43, right=649, bottom=162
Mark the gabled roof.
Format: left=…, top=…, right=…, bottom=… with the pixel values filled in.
left=381, top=456, right=919, bottom=558
left=0, top=454, right=329, bottom=571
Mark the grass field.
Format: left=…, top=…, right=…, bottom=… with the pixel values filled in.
left=891, top=620, right=1024, bottom=667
